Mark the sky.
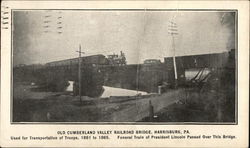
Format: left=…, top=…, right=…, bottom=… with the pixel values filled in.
left=13, top=10, right=236, bottom=65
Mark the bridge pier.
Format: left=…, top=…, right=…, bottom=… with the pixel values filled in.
left=72, top=81, right=104, bottom=98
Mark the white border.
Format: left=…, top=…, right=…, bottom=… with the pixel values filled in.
left=1, top=1, right=249, bottom=147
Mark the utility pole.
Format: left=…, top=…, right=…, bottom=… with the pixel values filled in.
left=168, top=21, right=178, bottom=88
left=76, top=44, right=85, bottom=103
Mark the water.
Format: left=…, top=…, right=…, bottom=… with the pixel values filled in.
left=100, top=86, right=147, bottom=98
left=66, top=81, right=147, bottom=98
left=66, top=81, right=74, bottom=91
left=185, top=68, right=211, bottom=81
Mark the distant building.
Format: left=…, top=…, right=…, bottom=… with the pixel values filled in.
left=143, top=59, right=161, bottom=65
left=14, top=64, right=26, bottom=68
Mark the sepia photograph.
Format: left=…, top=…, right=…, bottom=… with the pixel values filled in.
left=12, top=10, right=237, bottom=123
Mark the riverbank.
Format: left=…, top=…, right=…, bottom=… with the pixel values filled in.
left=13, top=82, right=234, bottom=122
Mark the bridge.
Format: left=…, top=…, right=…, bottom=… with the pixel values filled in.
left=13, top=49, right=235, bottom=97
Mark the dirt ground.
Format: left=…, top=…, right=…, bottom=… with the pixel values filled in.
left=13, top=82, right=234, bottom=122
left=13, top=83, right=152, bottom=122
